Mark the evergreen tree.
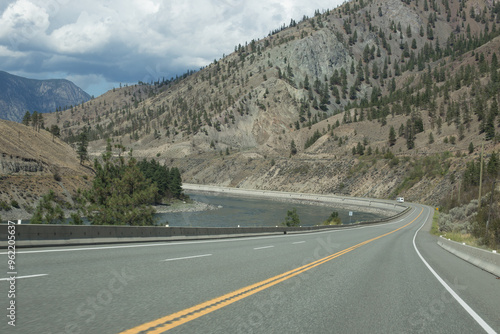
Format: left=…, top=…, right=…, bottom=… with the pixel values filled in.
left=31, top=111, right=39, bottom=130
left=76, top=128, right=89, bottom=165
left=31, top=190, right=64, bottom=224
left=22, top=111, right=31, bottom=126
left=137, top=159, right=183, bottom=200
left=487, top=152, right=499, bottom=177
left=469, top=142, right=475, bottom=154
left=291, top=139, right=297, bottom=155
left=169, top=167, right=183, bottom=199
left=406, top=120, right=415, bottom=149
left=50, top=125, right=60, bottom=142
left=283, top=208, right=300, bottom=227
left=79, top=141, right=158, bottom=226
left=356, top=142, right=365, bottom=155
left=485, top=110, right=496, bottom=140
left=388, top=126, right=397, bottom=146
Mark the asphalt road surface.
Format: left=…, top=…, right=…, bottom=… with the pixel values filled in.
left=1, top=204, right=499, bottom=333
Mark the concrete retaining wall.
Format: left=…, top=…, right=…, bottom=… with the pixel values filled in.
left=0, top=207, right=410, bottom=248
left=438, top=236, right=500, bottom=277
left=183, top=184, right=405, bottom=215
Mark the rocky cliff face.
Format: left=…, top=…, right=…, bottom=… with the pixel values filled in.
left=0, top=154, right=44, bottom=174
left=0, top=71, right=91, bottom=122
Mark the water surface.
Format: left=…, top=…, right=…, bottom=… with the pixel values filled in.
left=155, top=192, right=383, bottom=227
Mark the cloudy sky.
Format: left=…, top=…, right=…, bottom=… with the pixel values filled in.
left=0, top=0, right=344, bottom=97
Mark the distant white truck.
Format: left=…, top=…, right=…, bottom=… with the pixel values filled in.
left=396, top=197, right=405, bottom=203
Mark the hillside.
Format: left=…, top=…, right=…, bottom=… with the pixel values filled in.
left=0, top=120, right=93, bottom=219
left=0, top=71, right=91, bottom=122
left=42, top=0, right=500, bottom=207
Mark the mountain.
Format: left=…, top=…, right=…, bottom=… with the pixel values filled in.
left=42, top=0, right=500, bottom=207
left=0, top=71, right=91, bottom=122
left=0, top=120, right=93, bottom=220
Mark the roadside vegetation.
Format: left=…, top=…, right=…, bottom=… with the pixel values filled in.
left=436, top=152, right=499, bottom=250
left=322, top=211, right=342, bottom=225
left=282, top=208, right=300, bottom=227
left=30, top=140, right=184, bottom=225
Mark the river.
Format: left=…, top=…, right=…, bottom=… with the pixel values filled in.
left=155, top=192, right=383, bottom=227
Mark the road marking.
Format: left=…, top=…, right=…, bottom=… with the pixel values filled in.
left=162, top=254, right=212, bottom=262
left=412, top=207, right=496, bottom=334
left=254, top=246, right=274, bottom=250
left=292, top=241, right=305, bottom=244
left=120, top=209, right=423, bottom=334
left=0, top=274, right=48, bottom=281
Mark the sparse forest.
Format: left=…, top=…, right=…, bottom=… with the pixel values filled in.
left=37, top=0, right=500, bottom=247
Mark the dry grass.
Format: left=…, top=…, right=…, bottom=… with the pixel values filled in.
left=0, top=120, right=93, bottom=214
left=441, top=232, right=485, bottom=249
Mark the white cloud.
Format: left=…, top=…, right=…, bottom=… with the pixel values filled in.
left=0, top=0, right=50, bottom=49
left=0, top=0, right=344, bottom=96
left=0, top=45, right=24, bottom=57
left=50, top=11, right=111, bottom=53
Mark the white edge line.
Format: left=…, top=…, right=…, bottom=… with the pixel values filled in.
left=0, top=274, right=48, bottom=281
left=293, top=241, right=306, bottom=244
left=413, top=207, right=496, bottom=334
left=254, top=245, right=274, bottom=250
left=162, top=254, right=212, bottom=262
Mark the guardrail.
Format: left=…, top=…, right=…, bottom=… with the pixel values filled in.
left=0, top=207, right=411, bottom=248
left=437, top=236, right=500, bottom=277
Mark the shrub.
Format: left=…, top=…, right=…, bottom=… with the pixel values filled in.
left=70, top=213, right=83, bottom=225
left=0, top=200, right=11, bottom=211
left=438, top=201, right=477, bottom=233
left=323, top=211, right=342, bottom=225
left=53, top=172, right=62, bottom=182
left=30, top=190, right=64, bottom=224
left=283, top=208, right=300, bottom=227
left=10, top=200, right=19, bottom=209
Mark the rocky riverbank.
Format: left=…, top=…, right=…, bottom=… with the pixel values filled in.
left=182, top=183, right=405, bottom=217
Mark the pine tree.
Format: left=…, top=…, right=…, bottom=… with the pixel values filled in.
left=76, top=128, right=89, bottom=165
left=283, top=208, right=300, bottom=227
left=485, top=111, right=496, bottom=140
left=50, top=125, right=60, bottom=142
left=290, top=140, right=297, bottom=155
left=30, top=190, right=64, bottom=224
left=31, top=111, right=39, bottom=130
left=388, top=126, right=397, bottom=146
left=406, top=120, right=415, bottom=149
left=169, top=167, right=183, bottom=199
left=22, top=111, right=31, bottom=126
left=487, top=152, right=499, bottom=176
left=79, top=141, right=158, bottom=226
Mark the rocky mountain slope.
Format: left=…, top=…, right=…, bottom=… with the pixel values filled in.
left=0, top=71, right=91, bottom=122
left=0, top=120, right=93, bottom=219
left=41, top=0, right=500, bottom=206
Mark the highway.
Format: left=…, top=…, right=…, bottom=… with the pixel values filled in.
left=1, top=204, right=499, bottom=333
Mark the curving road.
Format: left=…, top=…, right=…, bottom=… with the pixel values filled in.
left=1, top=204, right=499, bottom=333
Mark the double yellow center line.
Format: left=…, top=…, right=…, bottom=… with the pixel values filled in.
left=121, top=208, right=423, bottom=334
